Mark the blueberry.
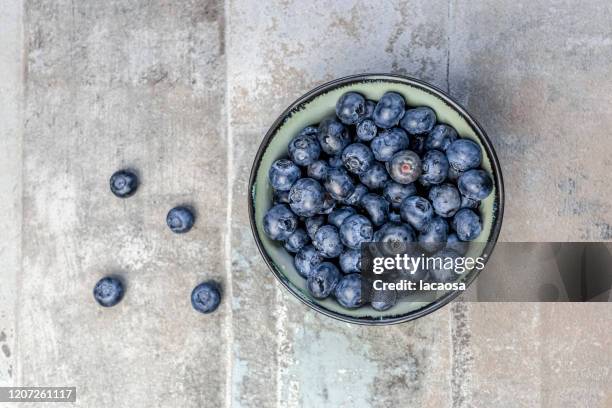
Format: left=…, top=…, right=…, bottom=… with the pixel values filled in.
left=356, top=119, right=378, bottom=142
left=425, top=124, right=457, bottom=151
left=305, top=215, right=325, bottom=240
left=307, top=262, right=341, bottom=299
left=388, top=211, right=401, bottom=222
left=341, top=143, right=375, bottom=175
left=110, top=170, right=138, bottom=198
left=334, top=274, right=363, bottom=308
left=419, top=149, right=449, bottom=186
left=273, top=189, right=290, bottom=204
left=328, top=207, right=356, bottom=228
left=318, top=192, right=336, bottom=215
left=446, top=139, right=482, bottom=171
left=318, top=118, right=350, bottom=155
left=371, top=288, right=397, bottom=311
left=294, top=244, right=323, bottom=278
left=373, top=222, right=415, bottom=244
left=339, top=214, right=374, bottom=249
left=191, top=281, right=221, bottom=314
left=313, top=225, right=343, bottom=258
left=307, top=160, right=329, bottom=180
left=324, top=167, right=355, bottom=201
left=400, top=107, right=436, bottom=135
left=341, top=183, right=368, bottom=206
left=364, top=99, right=376, bottom=119
left=383, top=181, right=417, bottom=209
left=359, top=162, right=390, bottom=190
left=93, top=276, right=124, bottom=307
left=386, top=150, right=422, bottom=184
left=458, top=169, right=493, bottom=200
left=263, top=204, right=298, bottom=240
left=400, top=195, right=433, bottom=231
left=361, top=193, right=389, bottom=227
left=418, top=216, right=449, bottom=253
left=328, top=155, right=344, bottom=168
left=461, top=195, right=480, bottom=209
left=452, top=208, right=482, bottom=241
left=429, top=183, right=461, bottom=217
left=288, top=178, right=325, bottom=217
left=288, top=130, right=321, bottom=166
left=428, top=249, right=460, bottom=283
left=446, top=233, right=468, bottom=255
left=336, top=92, right=367, bottom=125
left=268, top=159, right=301, bottom=191
left=339, top=249, right=362, bottom=274
left=370, top=127, right=410, bottom=162
left=284, top=228, right=310, bottom=253
left=167, top=206, right=195, bottom=234
left=373, top=92, right=406, bottom=129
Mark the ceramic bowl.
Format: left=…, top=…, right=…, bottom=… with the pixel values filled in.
left=248, top=74, right=504, bottom=325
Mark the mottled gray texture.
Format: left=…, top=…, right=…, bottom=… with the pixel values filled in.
left=0, top=0, right=610, bottom=407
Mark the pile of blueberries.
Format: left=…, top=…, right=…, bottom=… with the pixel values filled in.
left=263, top=91, right=493, bottom=311
left=92, top=170, right=221, bottom=315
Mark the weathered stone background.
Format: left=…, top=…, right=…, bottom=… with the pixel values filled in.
left=0, top=0, right=610, bottom=407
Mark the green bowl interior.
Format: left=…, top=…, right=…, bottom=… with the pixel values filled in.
left=252, top=76, right=500, bottom=322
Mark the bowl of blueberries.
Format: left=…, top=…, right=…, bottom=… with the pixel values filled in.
left=248, top=74, right=503, bottom=325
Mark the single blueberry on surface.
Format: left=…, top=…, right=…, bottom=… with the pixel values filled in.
left=400, top=107, right=436, bottom=135
left=359, top=162, right=390, bottom=190
left=429, top=183, right=461, bottom=218
left=341, top=183, right=368, bottom=206
left=339, top=249, right=362, bottom=274
left=361, top=193, right=390, bottom=227
left=419, top=149, right=449, bottom=186
left=418, top=216, right=449, bottom=253
left=263, top=204, right=298, bottom=240
left=425, top=124, right=457, bottom=151
left=268, top=159, right=301, bottom=191
left=458, top=169, right=493, bottom=200
left=93, top=276, right=124, bottom=307
left=373, top=92, right=406, bottom=129
left=336, top=92, right=367, bottom=125
left=307, top=160, right=329, bottom=180
left=339, top=214, right=374, bottom=249
left=288, top=131, right=321, bottom=166
left=284, top=228, right=310, bottom=253
left=318, top=118, right=350, bottom=155
left=383, top=181, right=417, bottom=209
left=386, top=150, right=422, bottom=184
left=335, top=274, right=363, bottom=308
left=307, top=262, right=341, bottom=299
left=294, top=245, right=323, bottom=278
left=305, top=215, right=325, bottom=240
left=400, top=195, right=433, bottom=232
left=356, top=119, right=378, bottom=142
left=167, top=206, right=195, bottom=234
left=273, top=189, right=290, bottom=204
left=428, top=249, right=461, bottom=283
left=461, top=195, right=480, bottom=210
left=324, top=167, right=355, bottom=201
left=288, top=178, right=325, bottom=217
left=318, top=192, right=336, bottom=215
left=452, top=208, right=482, bottom=241
left=313, top=225, right=343, bottom=258
left=446, top=233, right=469, bottom=255
left=191, top=282, right=221, bottom=314
left=370, top=127, right=410, bottom=162
left=446, top=139, right=482, bottom=171
left=328, top=207, right=356, bottom=228
left=342, top=143, right=374, bottom=175
left=110, top=170, right=138, bottom=198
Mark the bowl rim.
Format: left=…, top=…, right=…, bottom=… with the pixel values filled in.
left=248, top=73, right=505, bottom=325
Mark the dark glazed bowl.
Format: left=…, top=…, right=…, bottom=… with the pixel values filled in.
left=248, top=74, right=504, bottom=325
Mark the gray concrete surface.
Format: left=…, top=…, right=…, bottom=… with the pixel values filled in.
left=0, top=0, right=610, bottom=407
